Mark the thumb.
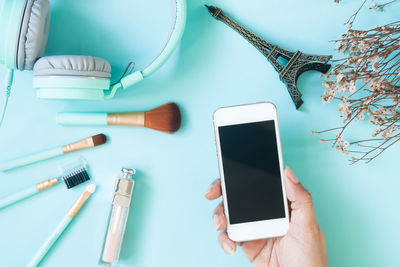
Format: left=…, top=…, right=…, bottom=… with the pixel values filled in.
left=284, top=167, right=317, bottom=227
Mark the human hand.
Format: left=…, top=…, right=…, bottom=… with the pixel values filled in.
left=204, top=167, right=328, bottom=267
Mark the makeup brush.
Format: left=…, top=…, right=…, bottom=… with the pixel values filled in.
left=57, top=102, right=182, bottom=133
left=0, top=163, right=90, bottom=210
left=0, top=134, right=107, bottom=172
left=28, top=184, right=96, bottom=267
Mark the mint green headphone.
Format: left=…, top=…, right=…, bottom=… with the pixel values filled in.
left=0, top=0, right=186, bottom=102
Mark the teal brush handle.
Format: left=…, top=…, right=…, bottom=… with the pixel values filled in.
left=28, top=215, right=72, bottom=267
left=0, top=147, right=62, bottom=172
left=57, top=113, right=108, bottom=126
left=0, top=185, right=38, bottom=209
left=28, top=184, right=95, bottom=266
left=0, top=178, right=59, bottom=210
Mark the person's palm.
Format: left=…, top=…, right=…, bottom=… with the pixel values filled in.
left=205, top=167, right=328, bottom=267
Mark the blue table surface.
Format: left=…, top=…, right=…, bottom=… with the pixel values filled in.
left=1, top=0, right=399, bottom=266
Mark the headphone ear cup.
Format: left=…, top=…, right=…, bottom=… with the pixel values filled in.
left=33, top=55, right=112, bottom=100
left=33, top=55, right=111, bottom=78
left=17, top=0, right=50, bottom=70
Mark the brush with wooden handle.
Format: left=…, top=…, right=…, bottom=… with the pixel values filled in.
left=28, top=184, right=96, bottom=267
left=56, top=102, right=182, bottom=133
left=0, top=134, right=107, bottom=172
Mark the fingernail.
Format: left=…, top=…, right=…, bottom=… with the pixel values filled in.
left=204, top=184, right=213, bottom=197
left=285, top=166, right=299, bottom=184
left=222, top=241, right=235, bottom=255
left=213, top=214, right=221, bottom=230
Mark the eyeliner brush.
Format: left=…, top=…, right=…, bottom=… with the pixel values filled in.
left=0, top=134, right=107, bottom=172
left=28, top=184, right=96, bottom=267
left=0, top=166, right=90, bottom=210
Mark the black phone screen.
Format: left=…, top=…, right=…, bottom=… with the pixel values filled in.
left=218, top=120, right=285, bottom=224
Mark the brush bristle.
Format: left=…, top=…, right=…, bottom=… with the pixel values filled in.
left=92, top=134, right=107, bottom=146
left=144, top=103, right=181, bottom=133
left=62, top=167, right=91, bottom=189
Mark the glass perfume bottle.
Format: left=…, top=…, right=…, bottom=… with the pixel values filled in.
left=100, top=168, right=136, bottom=266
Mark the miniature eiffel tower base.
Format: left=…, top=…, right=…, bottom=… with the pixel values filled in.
left=277, top=51, right=332, bottom=109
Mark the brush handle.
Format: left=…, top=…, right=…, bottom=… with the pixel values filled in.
left=0, top=147, right=63, bottom=172
left=0, top=178, right=59, bottom=209
left=57, top=112, right=145, bottom=127
left=57, top=113, right=108, bottom=126
left=28, top=185, right=94, bottom=266
left=28, top=215, right=72, bottom=267
left=0, top=185, right=38, bottom=209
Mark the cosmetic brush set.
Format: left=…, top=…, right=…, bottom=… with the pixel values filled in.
left=0, top=101, right=182, bottom=266
left=0, top=135, right=103, bottom=265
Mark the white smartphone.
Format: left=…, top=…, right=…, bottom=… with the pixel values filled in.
left=213, top=102, right=289, bottom=242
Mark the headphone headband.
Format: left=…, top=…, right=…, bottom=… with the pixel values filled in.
left=107, top=0, right=187, bottom=99
left=0, top=0, right=27, bottom=69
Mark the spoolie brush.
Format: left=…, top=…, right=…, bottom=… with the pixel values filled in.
left=60, top=166, right=90, bottom=189
left=56, top=102, right=182, bottom=133
left=0, top=159, right=91, bottom=210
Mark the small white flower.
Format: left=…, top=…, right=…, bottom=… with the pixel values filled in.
left=372, top=61, right=379, bottom=71
left=336, top=144, right=349, bottom=155
left=356, top=111, right=365, bottom=121
left=381, top=125, right=397, bottom=140
left=372, top=127, right=382, bottom=137
left=359, top=41, right=372, bottom=53
left=336, top=133, right=343, bottom=143
left=369, top=3, right=381, bottom=11
left=336, top=74, right=345, bottom=83
left=368, top=55, right=379, bottom=62
left=337, top=102, right=352, bottom=118
left=348, top=81, right=356, bottom=93
left=343, top=141, right=350, bottom=148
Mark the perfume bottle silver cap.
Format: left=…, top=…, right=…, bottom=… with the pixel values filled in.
left=112, top=168, right=136, bottom=207
left=122, top=168, right=135, bottom=179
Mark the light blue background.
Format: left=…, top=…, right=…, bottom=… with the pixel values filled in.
left=1, top=0, right=399, bottom=266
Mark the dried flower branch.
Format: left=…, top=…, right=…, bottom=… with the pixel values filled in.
left=335, top=0, right=399, bottom=13
left=370, top=0, right=400, bottom=11
left=314, top=22, right=400, bottom=164
left=345, top=0, right=367, bottom=28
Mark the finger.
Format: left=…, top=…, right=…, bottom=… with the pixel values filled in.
left=241, top=239, right=269, bottom=262
left=213, top=202, right=227, bottom=231
left=284, top=167, right=312, bottom=208
left=284, top=166, right=317, bottom=226
left=218, top=231, right=236, bottom=256
left=204, top=179, right=222, bottom=200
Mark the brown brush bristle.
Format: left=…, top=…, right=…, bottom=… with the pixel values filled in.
left=91, top=134, right=107, bottom=146
left=144, top=103, right=181, bottom=133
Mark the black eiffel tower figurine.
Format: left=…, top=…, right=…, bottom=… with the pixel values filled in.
left=206, top=5, right=332, bottom=109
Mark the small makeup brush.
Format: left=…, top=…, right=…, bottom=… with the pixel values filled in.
left=57, top=102, right=182, bottom=133
left=28, top=184, right=96, bottom=267
left=0, top=134, right=107, bottom=172
left=0, top=164, right=90, bottom=210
